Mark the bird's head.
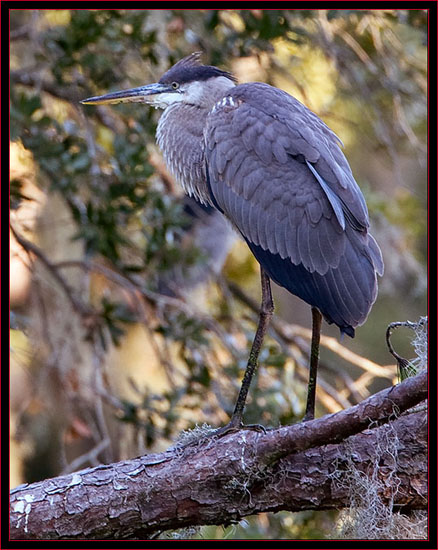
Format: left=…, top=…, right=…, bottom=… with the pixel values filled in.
left=81, top=52, right=236, bottom=110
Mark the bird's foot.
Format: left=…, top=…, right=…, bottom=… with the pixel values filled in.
left=212, top=416, right=266, bottom=439
left=172, top=418, right=266, bottom=451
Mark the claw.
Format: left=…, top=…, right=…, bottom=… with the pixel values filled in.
left=212, top=419, right=267, bottom=438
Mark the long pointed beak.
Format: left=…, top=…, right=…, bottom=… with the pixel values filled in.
left=80, top=83, right=174, bottom=105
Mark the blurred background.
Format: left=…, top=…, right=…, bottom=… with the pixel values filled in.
left=10, top=9, right=427, bottom=539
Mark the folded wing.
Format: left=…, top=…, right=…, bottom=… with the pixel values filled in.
left=204, top=83, right=383, bottom=335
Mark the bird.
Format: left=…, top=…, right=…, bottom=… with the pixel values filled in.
left=81, top=52, right=384, bottom=431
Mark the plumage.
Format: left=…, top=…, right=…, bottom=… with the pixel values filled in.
left=81, top=53, right=384, bottom=425
left=202, top=82, right=383, bottom=334
left=159, top=51, right=237, bottom=87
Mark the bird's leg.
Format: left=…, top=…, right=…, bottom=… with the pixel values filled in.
left=216, top=269, right=274, bottom=435
left=303, top=307, right=322, bottom=421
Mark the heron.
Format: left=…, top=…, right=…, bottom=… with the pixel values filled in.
left=82, top=52, right=384, bottom=432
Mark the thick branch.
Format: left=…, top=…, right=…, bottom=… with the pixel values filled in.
left=10, top=371, right=427, bottom=540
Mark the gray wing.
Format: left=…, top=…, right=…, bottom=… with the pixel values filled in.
left=204, top=83, right=383, bottom=333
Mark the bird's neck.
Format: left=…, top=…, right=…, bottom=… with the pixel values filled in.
left=156, top=104, right=209, bottom=203
left=156, top=78, right=236, bottom=205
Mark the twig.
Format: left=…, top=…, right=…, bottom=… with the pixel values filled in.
left=54, top=259, right=243, bottom=358
left=10, top=225, right=96, bottom=321
left=60, top=438, right=111, bottom=475
left=385, top=319, right=427, bottom=380
left=224, top=278, right=387, bottom=413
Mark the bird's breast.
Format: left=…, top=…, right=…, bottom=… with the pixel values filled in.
left=156, top=105, right=213, bottom=206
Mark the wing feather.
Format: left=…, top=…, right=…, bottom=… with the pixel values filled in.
left=248, top=204, right=260, bottom=245
left=204, top=84, right=383, bottom=333
left=297, top=220, right=314, bottom=272
left=254, top=134, right=273, bottom=164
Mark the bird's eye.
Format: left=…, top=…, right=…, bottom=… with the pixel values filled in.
left=171, top=82, right=179, bottom=89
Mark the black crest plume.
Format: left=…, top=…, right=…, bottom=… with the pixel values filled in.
left=159, top=52, right=237, bottom=85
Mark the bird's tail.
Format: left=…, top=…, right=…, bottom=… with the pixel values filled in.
left=246, top=229, right=383, bottom=338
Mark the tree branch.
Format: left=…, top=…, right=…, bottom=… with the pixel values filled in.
left=10, top=224, right=94, bottom=319
left=11, top=70, right=85, bottom=104
left=10, top=371, right=427, bottom=540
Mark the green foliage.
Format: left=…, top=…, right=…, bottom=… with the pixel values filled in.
left=140, top=193, right=207, bottom=286
left=45, top=10, right=157, bottom=87
left=156, top=311, right=208, bottom=347
left=98, top=297, right=138, bottom=348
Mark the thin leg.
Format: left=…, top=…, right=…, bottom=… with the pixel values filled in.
left=304, top=307, right=322, bottom=421
left=217, top=268, right=274, bottom=434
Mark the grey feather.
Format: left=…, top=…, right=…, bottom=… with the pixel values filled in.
left=154, top=69, right=383, bottom=335
left=307, top=198, right=323, bottom=225
left=306, top=160, right=346, bottom=230
left=368, top=234, right=384, bottom=276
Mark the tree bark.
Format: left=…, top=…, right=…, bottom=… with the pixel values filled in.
left=10, top=371, right=427, bottom=540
